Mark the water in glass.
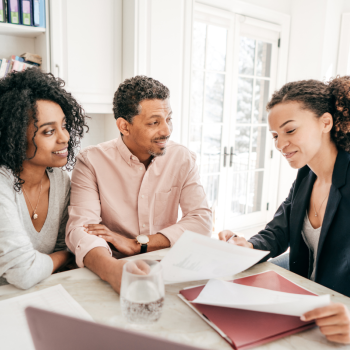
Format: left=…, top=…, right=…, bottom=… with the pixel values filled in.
left=120, top=260, right=164, bottom=325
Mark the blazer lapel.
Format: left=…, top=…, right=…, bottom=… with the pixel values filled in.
left=289, top=170, right=316, bottom=277
left=314, top=150, right=350, bottom=279
left=315, top=186, right=341, bottom=274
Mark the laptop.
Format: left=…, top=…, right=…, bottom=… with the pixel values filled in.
left=25, top=307, right=202, bottom=350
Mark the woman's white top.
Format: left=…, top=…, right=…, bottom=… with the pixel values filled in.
left=0, top=167, right=70, bottom=289
left=301, top=211, right=322, bottom=281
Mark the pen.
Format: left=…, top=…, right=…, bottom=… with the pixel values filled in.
left=227, top=234, right=237, bottom=243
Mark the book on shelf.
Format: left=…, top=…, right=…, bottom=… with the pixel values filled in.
left=20, top=52, right=41, bottom=65
left=7, top=0, right=19, bottom=24
left=33, top=0, right=38, bottom=26
left=20, top=0, right=32, bottom=26
left=0, top=53, right=41, bottom=79
left=2, top=0, right=45, bottom=27
left=0, top=0, right=7, bottom=23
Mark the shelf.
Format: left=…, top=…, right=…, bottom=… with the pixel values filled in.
left=0, top=22, right=45, bottom=38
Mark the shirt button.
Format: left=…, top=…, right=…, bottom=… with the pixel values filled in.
left=141, top=195, right=144, bottom=199
left=139, top=167, right=142, bottom=170
left=142, top=224, right=146, bottom=228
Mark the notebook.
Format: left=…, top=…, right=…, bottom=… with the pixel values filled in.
left=179, top=270, right=316, bottom=350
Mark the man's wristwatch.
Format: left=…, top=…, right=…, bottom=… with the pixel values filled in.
left=136, top=234, right=149, bottom=254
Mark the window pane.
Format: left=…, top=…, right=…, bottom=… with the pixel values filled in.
left=237, top=78, right=253, bottom=123
left=202, top=174, right=219, bottom=208
left=253, top=79, right=270, bottom=123
left=238, top=37, right=255, bottom=75
left=204, top=73, right=225, bottom=123
left=256, top=41, right=272, bottom=77
left=189, top=124, right=202, bottom=166
left=207, top=25, right=227, bottom=71
left=192, top=22, right=206, bottom=70
left=191, top=71, right=204, bottom=123
left=231, top=172, right=248, bottom=216
left=202, top=124, right=222, bottom=173
left=233, top=126, right=250, bottom=172
left=247, top=171, right=264, bottom=213
left=251, top=126, right=266, bottom=169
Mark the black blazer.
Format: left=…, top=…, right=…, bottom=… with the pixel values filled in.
left=249, top=149, right=350, bottom=297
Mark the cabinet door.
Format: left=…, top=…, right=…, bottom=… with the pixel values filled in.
left=50, top=0, right=121, bottom=113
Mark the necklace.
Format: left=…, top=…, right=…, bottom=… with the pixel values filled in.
left=313, top=194, right=328, bottom=217
left=22, top=178, right=43, bottom=220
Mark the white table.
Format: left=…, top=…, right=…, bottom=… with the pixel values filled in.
left=0, top=249, right=349, bottom=349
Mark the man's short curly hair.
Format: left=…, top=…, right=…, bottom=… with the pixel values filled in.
left=0, top=68, right=89, bottom=191
left=113, top=75, right=170, bottom=126
left=267, top=77, right=350, bottom=153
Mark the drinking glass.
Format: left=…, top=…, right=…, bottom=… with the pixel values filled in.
left=120, top=259, right=165, bottom=325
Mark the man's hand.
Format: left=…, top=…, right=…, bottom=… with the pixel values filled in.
left=83, top=247, right=153, bottom=294
left=301, top=303, right=350, bottom=344
left=218, top=230, right=253, bottom=249
left=84, top=224, right=139, bottom=256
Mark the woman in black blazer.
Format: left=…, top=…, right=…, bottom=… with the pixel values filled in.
left=220, top=77, right=350, bottom=344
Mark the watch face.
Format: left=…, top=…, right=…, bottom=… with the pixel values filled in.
left=137, top=235, right=149, bottom=244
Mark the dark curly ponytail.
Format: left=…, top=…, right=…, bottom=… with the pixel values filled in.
left=0, top=68, right=89, bottom=191
left=266, top=76, right=350, bottom=152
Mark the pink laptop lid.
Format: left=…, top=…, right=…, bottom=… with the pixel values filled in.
left=25, top=307, right=201, bottom=350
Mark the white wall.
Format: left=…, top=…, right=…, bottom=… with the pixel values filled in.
left=81, top=114, right=118, bottom=150
left=277, top=0, right=345, bottom=203
left=197, top=0, right=291, bottom=15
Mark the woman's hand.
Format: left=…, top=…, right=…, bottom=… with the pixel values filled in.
left=301, top=303, right=350, bottom=344
left=218, top=230, right=254, bottom=249
left=84, top=224, right=139, bottom=256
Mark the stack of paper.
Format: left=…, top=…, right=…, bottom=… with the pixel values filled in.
left=161, top=231, right=269, bottom=284
left=0, top=284, right=93, bottom=350
left=192, top=279, right=330, bottom=316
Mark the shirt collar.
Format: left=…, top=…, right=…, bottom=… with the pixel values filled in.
left=116, top=137, right=156, bottom=166
left=116, top=137, right=134, bottom=166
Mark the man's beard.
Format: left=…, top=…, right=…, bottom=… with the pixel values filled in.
left=147, top=136, right=169, bottom=157
left=148, top=148, right=167, bottom=157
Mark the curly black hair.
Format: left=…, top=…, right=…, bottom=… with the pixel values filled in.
left=0, top=68, right=89, bottom=191
left=267, top=76, right=350, bottom=152
left=113, top=75, right=170, bottom=133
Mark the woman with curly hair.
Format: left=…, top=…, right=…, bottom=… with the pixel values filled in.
left=0, top=68, right=88, bottom=289
left=219, top=77, right=350, bottom=344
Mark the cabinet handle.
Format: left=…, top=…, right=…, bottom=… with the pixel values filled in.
left=230, top=147, right=235, bottom=167
left=55, top=64, right=60, bottom=78
left=223, top=147, right=230, bottom=167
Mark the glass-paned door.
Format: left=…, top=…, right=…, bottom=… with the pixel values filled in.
left=189, top=19, right=230, bottom=211
left=230, top=38, right=271, bottom=216
left=225, top=24, right=279, bottom=230
left=190, top=10, right=280, bottom=232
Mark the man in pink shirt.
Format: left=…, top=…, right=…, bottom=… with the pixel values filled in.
left=66, top=76, right=212, bottom=292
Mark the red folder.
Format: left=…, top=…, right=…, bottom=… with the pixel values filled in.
left=179, top=271, right=316, bottom=350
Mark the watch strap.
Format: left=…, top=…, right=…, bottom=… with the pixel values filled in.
left=140, top=243, right=148, bottom=254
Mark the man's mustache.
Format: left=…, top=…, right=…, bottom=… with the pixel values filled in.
left=152, top=136, right=170, bottom=142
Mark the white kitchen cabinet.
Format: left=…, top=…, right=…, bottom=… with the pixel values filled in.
left=49, top=0, right=122, bottom=113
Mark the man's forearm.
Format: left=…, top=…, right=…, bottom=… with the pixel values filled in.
left=146, top=233, right=170, bottom=252
left=83, top=246, right=124, bottom=293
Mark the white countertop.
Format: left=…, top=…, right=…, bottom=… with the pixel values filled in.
left=0, top=249, right=349, bottom=349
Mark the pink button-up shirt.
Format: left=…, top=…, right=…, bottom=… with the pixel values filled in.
left=66, top=137, right=212, bottom=267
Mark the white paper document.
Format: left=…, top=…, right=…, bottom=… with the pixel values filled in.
left=161, top=231, right=269, bottom=284
left=193, top=279, right=331, bottom=317
left=0, top=284, right=93, bottom=350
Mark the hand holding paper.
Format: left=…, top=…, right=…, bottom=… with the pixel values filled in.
left=193, top=279, right=330, bottom=317
left=161, top=231, right=269, bottom=284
